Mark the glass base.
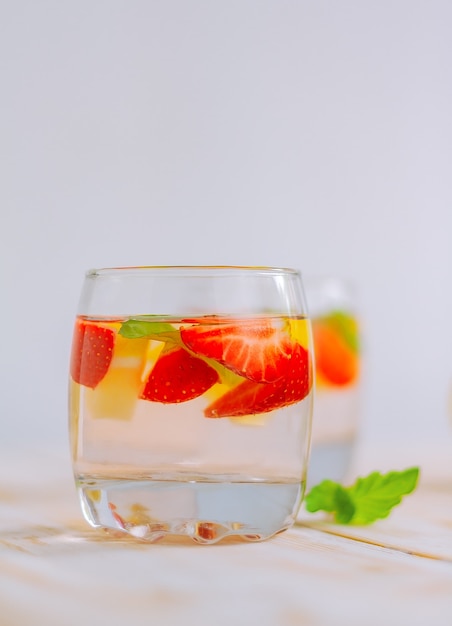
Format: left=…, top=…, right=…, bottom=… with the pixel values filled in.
left=77, top=475, right=303, bottom=544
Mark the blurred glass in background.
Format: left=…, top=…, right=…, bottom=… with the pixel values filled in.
left=305, top=276, right=362, bottom=486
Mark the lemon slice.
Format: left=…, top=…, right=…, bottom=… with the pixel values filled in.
left=86, top=334, right=149, bottom=420
left=286, top=317, right=311, bottom=349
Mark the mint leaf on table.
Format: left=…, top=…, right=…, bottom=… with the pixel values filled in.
left=305, top=467, right=420, bottom=525
left=304, top=480, right=356, bottom=524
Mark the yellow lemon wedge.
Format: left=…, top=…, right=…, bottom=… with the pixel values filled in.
left=86, top=334, right=149, bottom=420
left=286, top=317, right=311, bottom=349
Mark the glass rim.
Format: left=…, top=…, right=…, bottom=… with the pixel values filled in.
left=85, top=265, right=301, bottom=278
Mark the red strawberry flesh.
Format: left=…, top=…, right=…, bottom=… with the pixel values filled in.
left=204, top=343, right=312, bottom=418
left=70, top=319, right=115, bottom=389
left=141, top=346, right=219, bottom=403
left=180, top=319, right=293, bottom=383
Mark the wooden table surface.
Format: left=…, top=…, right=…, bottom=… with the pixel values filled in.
left=1, top=443, right=452, bottom=626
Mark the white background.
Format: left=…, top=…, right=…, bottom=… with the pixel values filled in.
left=1, top=1, right=451, bottom=457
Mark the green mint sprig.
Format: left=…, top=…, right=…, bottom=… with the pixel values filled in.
left=119, top=319, right=179, bottom=341
left=305, top=467, right=420, bottom=525
left=322, top=310, right=359, bottom=352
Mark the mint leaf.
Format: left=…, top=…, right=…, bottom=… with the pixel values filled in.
left=323, top=311, right=359, bottom=352
left=305, top=480, right=356, bottom=523
left=348, top=467, right=420, bottom=524
left=119, top=319, right=179, bottom=342
left=305, top=467, right=420, bottom=525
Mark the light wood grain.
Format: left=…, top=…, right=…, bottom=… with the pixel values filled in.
left=1, top=446, right=452, bottom=626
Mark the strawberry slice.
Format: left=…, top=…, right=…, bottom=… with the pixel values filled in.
left=70, top=319, right=115, bottom=389
left=180, top=319, right=293, bottom=383
left=141, top=345, right=219, bottom=403
left=204, top=343, right=311, bottom=418
left=313, top=321, right=358, bottom=386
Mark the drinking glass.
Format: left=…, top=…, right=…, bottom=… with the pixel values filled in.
left=305, top=276, right=361, bottom=487
left=68, top=266, right=314, bottom=543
